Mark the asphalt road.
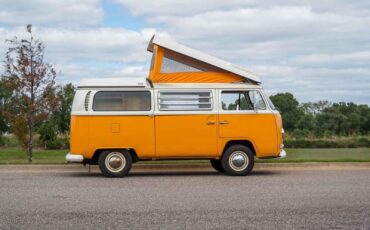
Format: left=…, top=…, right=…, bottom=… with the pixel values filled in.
left=1, top=167, right=370, bottom=229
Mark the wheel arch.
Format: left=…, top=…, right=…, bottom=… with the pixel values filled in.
left=89, top=148, right=139, bottom=164
left=222, top=140, right=257, bottom=157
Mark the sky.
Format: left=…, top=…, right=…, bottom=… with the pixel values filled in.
left=0, top=0, right=369, bottom=104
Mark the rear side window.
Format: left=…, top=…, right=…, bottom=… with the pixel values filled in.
left=158, top=91, right=212, bottom=111
left=93, top=91, right=151, bottom=111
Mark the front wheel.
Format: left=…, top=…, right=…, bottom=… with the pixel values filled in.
left=221, top=145, right=254, bottom=176
left=98, top=150, right=132, bottom=177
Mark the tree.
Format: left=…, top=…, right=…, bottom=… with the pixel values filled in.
left=0, top=78, right=11, bottom=134
left=3, top=24, right=57, bottom=162
left=301, top=101, right=331, bottom=115
left=314, top=102, right=369, bottom=136
left=358, top=104, right=370, bottom=135
left=269, top=93, right=304, bottom=132
left=53, top=83, right=75, bottom=134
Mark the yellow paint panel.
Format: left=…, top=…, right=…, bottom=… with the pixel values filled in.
left=275, top=113, right=283, bottom=150
left=87, top=116, right=155, bottom=159
left=70, top=116, right=89, bottom=156
left=71, top=115, right=155, bottom=159
left=155, top=115, right=218, bottom=157
left=218, top=113, right=279, bottom=157
left=71, top=113, right=281, bottom=160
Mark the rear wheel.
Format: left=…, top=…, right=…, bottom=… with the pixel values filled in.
left=221, top=145, right=254, bottom=176
left=210, top=159, right=224, bottom=172
left=98, top=150, right=132, bottom=177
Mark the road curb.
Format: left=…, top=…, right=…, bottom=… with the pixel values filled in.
left=0, top=162, right=369, bottom=172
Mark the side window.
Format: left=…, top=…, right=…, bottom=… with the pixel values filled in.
left=221, top=90, right=266, bottom=111
left=248, top=91, right=266, bottom=110
left=93, top=91, right=151, bottom=111
left=158, top=91, right=212, bottom=111
left=161, top=49, right=223, bottom=73
left=221, top=91, right=253, bottom=110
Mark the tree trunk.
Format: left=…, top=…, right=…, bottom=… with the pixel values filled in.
left=28, top=35, right=34, bottom=163
left=28, top=122, right=33, bottom=162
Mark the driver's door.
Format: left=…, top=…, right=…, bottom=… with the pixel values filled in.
left=218, top=90, right=278, bottom=156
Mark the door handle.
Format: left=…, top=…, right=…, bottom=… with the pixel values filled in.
left=219, top=121, right=229, bottom=125
left=207, top=121, right=216, bottom=125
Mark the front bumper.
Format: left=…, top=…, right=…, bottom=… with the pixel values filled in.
left=279, top=149, right=287, bottom=158
left=66, top=153, right=84, bottom=163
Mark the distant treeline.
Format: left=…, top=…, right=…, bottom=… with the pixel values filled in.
left=1, top=80, right=370, bottom=149
left=270, top=93, right=370, bottom=138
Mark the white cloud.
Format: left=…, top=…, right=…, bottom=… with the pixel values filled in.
left=115, top=0, right=370, bottom=18
left=113, top=0, right=370, bottom=104
left=1, top=1, right=370, bottom=104
left=0, top=26, right=155, bottom=84
left=0, top=26, right=155, bottom=62
left=0, top=0, right=103, bottom=26
left=55, top=63, right=150, bottom=84
left=113, top=65, right=149, bottom=77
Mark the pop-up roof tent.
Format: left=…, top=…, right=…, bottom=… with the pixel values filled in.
left=147, top=35, right=261, bottom=84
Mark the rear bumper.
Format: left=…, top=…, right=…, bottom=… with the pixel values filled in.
left=279, top=149, right=287, bottom=158
left=66, top=153, right=84, bottom=163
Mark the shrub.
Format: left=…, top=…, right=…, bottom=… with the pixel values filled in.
left=357, top=137, right=370, bottom=147
left=44, top=135, right=69, bottom=150
left=57, top=135, right=70, bottom=149
left=45, top=139, right=62, bottom=150
left=38, top=120, right=57, bottom=145
left=0, top=135, right=7, bottom=146
left=284, top=136, right=370, bottom=148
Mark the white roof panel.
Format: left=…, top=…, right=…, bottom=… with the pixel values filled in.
left=78, top=77, right=148, bottom=88
left=147, top=35, right=261, bottom=84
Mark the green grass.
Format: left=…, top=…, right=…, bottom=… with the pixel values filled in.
left=0, top=147, right=67, bottom=164
left=0, top=147, right=370, bottom=164
left=257, top=148, right=370, bottom=163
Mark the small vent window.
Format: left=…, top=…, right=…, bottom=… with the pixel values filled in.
left=158, top=91, right=212, bottom=111
left=84, top=91, right=91, bottom=111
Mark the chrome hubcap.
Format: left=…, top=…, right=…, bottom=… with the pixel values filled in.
left=105, top=152, right=126, bottom=173
left=109, top=156, right=122, bottom=169
left=229, top=151, right=249, bottom=171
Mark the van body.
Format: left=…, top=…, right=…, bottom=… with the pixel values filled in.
left=66, top=35, right=285, bottom=177
left=66, top=78, right=285, bottom=177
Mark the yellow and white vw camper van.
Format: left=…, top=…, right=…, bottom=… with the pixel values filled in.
left=66, top=35, right=285, bottom=177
